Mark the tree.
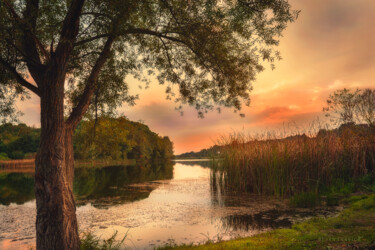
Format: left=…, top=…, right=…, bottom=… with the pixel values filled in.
left=357, top=88, right=375, bottom=126
left=0, top=0, right=298, bottom=248
left=74, top=117, right=130, bottom=160
left=323, top=88, right=361, bottom=125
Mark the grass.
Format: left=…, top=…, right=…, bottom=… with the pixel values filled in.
left=80, top=230, right=128, bottom=250
left=289, top=191, right=320, bottom=208
left=213, top=124, right=375, bottom=200
left=158, top=193, right=375, bottom=249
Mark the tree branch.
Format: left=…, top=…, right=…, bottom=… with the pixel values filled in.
left=3, top=0, right=46, bottom=84
left=74, top=33, right=110, bottom=47
left=80, top=12, right=114, bottom=20
left=0, top=57, right=41, bottom=96
left=3, top=0, right=49, bottom=62
left=66, top=36, right=115, bottom=128
left=125, top=28, right=186, bottom=43
left=22, top=0, right=50, bottom=61
left=55, top=0, right=85, bottom=64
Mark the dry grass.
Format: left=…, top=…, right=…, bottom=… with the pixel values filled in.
left=0, top=159, right=135, bottom=169
left=0, top=159, right=35, bottom=168
left=215, top=124, right=375, bottom=197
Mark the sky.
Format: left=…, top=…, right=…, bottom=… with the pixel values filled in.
left=17, top=0, right=375, bottom=154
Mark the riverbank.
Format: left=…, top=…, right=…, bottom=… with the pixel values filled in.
left=160, top=193, right=375, bottom=249
left=0, top=159, right=136, bottom=170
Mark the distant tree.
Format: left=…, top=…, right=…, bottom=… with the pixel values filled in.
left=74, top=116, right=174, bottom=161
left=356, top=88, right=375, bottom=126
left=0, top=123, right=40, bottom=159
left=0, top=0, right=298, bottom=248
left=323, top=88, right=361, bottom=125
left=74, top=117, right=130, bottom=160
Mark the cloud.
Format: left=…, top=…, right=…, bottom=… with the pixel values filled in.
left=16, top=93, right=40, bottom=127
left=15, top=0, right=375, bottom=154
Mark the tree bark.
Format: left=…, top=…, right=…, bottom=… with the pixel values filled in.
left=65, top=127, right=75, bottom=190
left=35, top=71, right=79, bottom=250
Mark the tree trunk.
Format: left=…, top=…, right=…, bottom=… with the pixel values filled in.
left=35, top=72, right=79, bottom=250
left=65, top=127, right=75, bottom=189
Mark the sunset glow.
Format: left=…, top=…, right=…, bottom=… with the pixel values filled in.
left=17, top=0, right=375, bottom=154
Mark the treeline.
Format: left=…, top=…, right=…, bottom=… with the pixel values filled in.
left=176, top=145, right=220, bottom=159
left=0, top=116, right=174, bottom=161
left=0, top=123, right=40, bottom=160
left=74, top=116, right=174, bottom=161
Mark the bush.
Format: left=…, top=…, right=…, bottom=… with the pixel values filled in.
left=0, top=152, right=9, bottom=160
left=8, top=150, right=25, bottom=159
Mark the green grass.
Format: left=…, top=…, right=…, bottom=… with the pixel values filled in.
left=158, top=194, right=375, bottom=249
left=80, top=230, right=128, bottom=250
left=288, top=175, right=375, bottom=208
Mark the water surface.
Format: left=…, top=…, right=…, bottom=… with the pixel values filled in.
left=0, top=160, right=339, bottom=249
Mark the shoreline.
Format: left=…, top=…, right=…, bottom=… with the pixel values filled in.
left=158, top=193, right=375, bottom=249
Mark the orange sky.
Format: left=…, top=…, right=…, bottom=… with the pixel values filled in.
left=17, top=0, right=375, bottom=154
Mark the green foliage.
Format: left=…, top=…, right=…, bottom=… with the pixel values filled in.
left=74, top=116, right=174, bottom=161
left=0, top=123, right=40, bottom=159
left=0, top=119, right=174, bottom=161
left=1, top=0, right=298, bottom=120
left=0, top=152, right=9, bottom=160
left=176, top=145, right=221, bottom=159
left=80, top=231, right=127, bottom=250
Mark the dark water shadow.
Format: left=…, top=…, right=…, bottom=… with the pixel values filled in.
left=0, top=162, right=174, bottom=207
left=221, top=211, right=292, bottom=231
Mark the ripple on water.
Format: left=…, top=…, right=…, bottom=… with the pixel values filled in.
left=0, top=162, right=341, bottom=249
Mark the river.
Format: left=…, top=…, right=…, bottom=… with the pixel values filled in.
left=0, top=160, right=339, bottom=249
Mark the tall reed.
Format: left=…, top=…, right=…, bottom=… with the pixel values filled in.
left=215, top=124, right=375, bottom=197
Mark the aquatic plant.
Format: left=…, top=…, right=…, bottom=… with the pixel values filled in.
left=80, top=230, right=127, bottom=250
left=214, top=124, right=375, bottom=199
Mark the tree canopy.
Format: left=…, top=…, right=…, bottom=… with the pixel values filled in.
left=0, top=123, right=40, bottom=159
left=0, top=1, right=299, bottom=248
left=74, top=116, right=174, bottom=161
left=0, top=0, right=299, bottom=120
left=0, top=118, right=174, bottom=161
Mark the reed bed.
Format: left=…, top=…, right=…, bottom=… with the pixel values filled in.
left=215, top=125, right=375, bottom=197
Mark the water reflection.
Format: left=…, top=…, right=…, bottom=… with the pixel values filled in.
left=0, top=160, right=341, bottom=250
left=0, top=172, right=35, bottom=205
left=222, top=211, right=292, bottom=232
left=0, top=162, right=174, bottom=207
